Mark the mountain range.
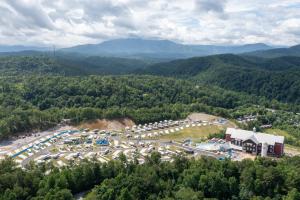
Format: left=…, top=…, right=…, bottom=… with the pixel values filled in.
left=0, top=38, right=300, bottom=104
left=0, top=38, right=276, bottom=59
left=1, top=52, right=300, bottom=104
left=2, top=38, right=300, bottom=60
left=244, top=44, right=300, bottom=58
left=138, top=54, right=300, bottom=104
left=0, top=45, right=51, bottom=53
left=60, top=38, right=275, bottom=59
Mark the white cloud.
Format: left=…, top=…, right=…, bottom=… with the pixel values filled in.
left=0, top=0, right=300, bottom=47
left=194, top=0, right=227, bottom=16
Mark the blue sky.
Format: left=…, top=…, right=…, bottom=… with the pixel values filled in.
left=0, top=0, right=300, bottom=47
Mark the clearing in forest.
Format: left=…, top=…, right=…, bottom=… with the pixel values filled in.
left=159, top=125, right=223, bottom=142
left=78, top=118, right=135, bottom=131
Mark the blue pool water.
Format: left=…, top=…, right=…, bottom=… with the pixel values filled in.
left=196, top=143, right=220, bottom=151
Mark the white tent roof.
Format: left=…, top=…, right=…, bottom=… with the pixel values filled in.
left=22, top=145, right=30, bottom=150
left=226, top=128, right=284, bottom=145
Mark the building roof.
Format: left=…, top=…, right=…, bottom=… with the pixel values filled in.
left=244, top=135, right=260, bottom=144
left=226, top=128, right=284, bottom=145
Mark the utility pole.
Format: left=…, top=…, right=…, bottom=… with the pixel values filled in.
left=53, top=45, right=56, bottom=57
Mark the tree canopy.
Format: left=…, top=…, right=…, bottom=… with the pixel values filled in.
left=1, top=155, right=300, bottom=200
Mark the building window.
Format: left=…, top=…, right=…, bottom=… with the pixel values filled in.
left=268, top=145, right=274, bottom=153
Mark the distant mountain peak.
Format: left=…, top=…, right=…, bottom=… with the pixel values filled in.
left=60, top=38, right=276, bottom=59
left=291, top=44, right=300, bottom=50
left=241, top=43, right=270, bottom=47
left=244, top=43, right=300, bottom=58
left=0, top=45, right=50, bottom=53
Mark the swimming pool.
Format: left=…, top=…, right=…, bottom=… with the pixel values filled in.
left=196, top=142, right=231, bottom=151
left=196, top=143, right=220, bottom=151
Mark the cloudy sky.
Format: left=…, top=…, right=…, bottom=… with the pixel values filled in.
left=1, top=0, right=300, bottom=47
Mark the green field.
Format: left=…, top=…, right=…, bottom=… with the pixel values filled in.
left=265, top=128, right=297, bottom=142
left=265, top=128, right=294, bottom=138
left=159, top=125, right=224, bottom=142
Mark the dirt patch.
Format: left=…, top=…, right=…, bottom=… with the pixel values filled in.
left=238, top=152, right=256, bottom=160
left=186, top=113, right=237, bottom=128
left=78, top=118, right=135, bottom=131
left=186, top=113, right=221, bottom=122
left=285, top=145, right=300, bottom=156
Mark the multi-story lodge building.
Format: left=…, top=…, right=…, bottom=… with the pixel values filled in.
left=225, top=128, right=284, bottom=157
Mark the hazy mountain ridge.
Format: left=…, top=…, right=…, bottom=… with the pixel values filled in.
left=244, top=44, right=300, bottom=58
left=1, top=52, right=300, bottom=103
left=0, top=38, right=292, bottom=60
left=0, top=45, right=51, bottom=52
left=0, top=55, right=150, bottom=76
left=140, top=54, right=300, bottom=76
left=1, top=40, right=300, bottom=104
left=139, top=54, right=300, bottom=103
left=60, top=38, right=275, bottom=58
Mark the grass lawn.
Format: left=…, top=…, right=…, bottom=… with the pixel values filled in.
left=265, top=128, right=298, bottom=142
left=50, top=147, right=59, bottom=153
left=285, top=144, right=300, bottom=151
left=159, top=125, right=224, bottom=142
left=265, top=128, right=294, bottom=138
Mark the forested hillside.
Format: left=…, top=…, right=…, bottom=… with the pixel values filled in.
left=1, top=54, right=300, bottom=106
left=1, top=154, right=300, bottom=200
left=0, top=55, right=148, bottom=76
left=1, top=54, right=300, bottom=140
left=141, top=54, right=300, bottom=104
left=245, top=44, right=300, bottom=58
left=0, top=75, right=261, bottom=139
left=1, top=75, right=299, bottom=141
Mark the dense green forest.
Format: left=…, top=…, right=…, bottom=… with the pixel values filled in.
left=1, top=154, right=300, bottom=200
left=0, top=53, right=300, bottom=145
left=140, top=54, right=300, bottom=104
left=0, top=75, right=294, bottom=135
left=0, top=75, right=263, bottom=139
left=1, top=54, right=300, bottom=104
left=0, top=75, right=299, bottom=147
left=0, top=55, right=148, bottom=76
left=244, top=44, right=300, bottom=58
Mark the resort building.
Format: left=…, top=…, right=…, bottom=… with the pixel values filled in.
left=225, top=128, right=284, bottom=157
